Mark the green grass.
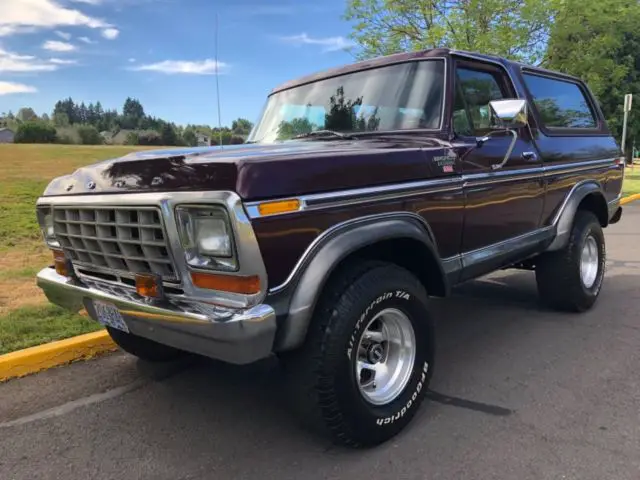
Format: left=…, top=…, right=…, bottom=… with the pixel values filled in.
left=623, top=169, right=640, bottom=196
left=0, top=179, right=49, bottom=250
left=0, top=305, right=102, bottom=355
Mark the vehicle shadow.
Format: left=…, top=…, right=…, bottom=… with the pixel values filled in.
left=93, top=270, right=637, bottom=478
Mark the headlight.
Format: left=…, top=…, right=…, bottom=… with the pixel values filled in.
left=176, top=206, right=237, bottom=271
left=36, top=206, right=60, bottom=248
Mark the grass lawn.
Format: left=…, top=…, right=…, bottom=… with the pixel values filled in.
left=0, top=305, right=102, bottom=355
left=623, top=168, right=640, bottom=196
left=0, top=144, right=156, bottom=353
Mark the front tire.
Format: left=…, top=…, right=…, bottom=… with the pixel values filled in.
left=536, top=211, right=606, bottom=312
left=106, top=327, right=186, bottom=362
left=282, top=262, right=435, bottom=447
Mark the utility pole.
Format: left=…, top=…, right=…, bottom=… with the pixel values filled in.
left=622, top=93, right=632, bottom=165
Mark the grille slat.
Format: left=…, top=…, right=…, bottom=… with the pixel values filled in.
left=53, top=206, right=178, bottom=282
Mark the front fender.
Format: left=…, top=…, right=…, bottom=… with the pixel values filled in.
left=273, top=213, right=444, bottom=351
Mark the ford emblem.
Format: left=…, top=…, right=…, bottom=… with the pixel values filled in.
left=115, top=180, right=125, bottom=188
left=86, top=181, right=96, bottom=190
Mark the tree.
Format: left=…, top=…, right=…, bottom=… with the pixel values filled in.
left=544, top=0, right=640, bottom=146
left=16, top=107, right=38, bottom=122
left=160, top=123, right=178, bottom=146
left=123, top=97, right=145, bottom=128
left=41, top=113, right=51, bottom=124
left=277, top=118, right=316, bottom=140
left=231, top=118, right=254, bottom=136
left=182, top=128, right=197, bottom=146
left=345, top=0, right=554, bottom=64
left=14, top=121, right=56, bottom=143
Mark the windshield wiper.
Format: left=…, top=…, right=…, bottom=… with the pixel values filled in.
left=294, top=130, right=357, bottom=140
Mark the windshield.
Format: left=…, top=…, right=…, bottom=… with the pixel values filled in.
left=247, top=60, right=445, bottom=144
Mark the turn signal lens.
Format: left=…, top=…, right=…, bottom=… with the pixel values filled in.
left=52, top=250, right=69, bottom=277
left=191, top=272, right=261, bottom=294
left=257, top=199, right=300, bottom=216
left=135, top=273, right=162, bottom=298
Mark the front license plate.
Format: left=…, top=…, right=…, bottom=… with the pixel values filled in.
left=93, top=301, right=129, bottom=332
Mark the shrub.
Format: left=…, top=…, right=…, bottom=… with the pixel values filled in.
left=124, top=132, right=139, bottom=145
left=14, top=121, right=57, bottom=144
left=137, top=130, right=163, bottom=146
left=77, top=125, right=103, bottom=145
left=230, top=135, right=245, bottom=145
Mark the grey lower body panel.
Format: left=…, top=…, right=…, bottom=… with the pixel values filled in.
left=36, top=267, right=277, bottom=365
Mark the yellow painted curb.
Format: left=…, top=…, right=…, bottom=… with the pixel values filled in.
left=0, top=330, right=117, bottom=382
left=620, top=193, right=640, bottom=206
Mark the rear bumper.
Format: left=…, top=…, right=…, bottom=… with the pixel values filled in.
left=36, top=267, right=276, bottom=364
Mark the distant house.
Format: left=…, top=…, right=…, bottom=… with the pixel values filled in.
left=0, top=128, right=15, bottom=143
left=196, top=133, right=211, bottom=146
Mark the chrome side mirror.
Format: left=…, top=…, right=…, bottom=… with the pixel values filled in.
left=489, top=99, right=528, bottom=129
left=476, top=99, right=529, bottom=170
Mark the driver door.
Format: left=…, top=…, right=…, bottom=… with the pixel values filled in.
left=452, top=59, right=544, bottom=275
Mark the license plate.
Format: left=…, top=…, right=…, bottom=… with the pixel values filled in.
left=93, top=301, right=129, bottom=332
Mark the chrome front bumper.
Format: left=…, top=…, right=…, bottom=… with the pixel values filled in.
left=37, top=267, right=276, bottom=364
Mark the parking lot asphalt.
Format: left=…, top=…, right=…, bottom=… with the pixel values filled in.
left=1, top=205, right=639, bottom=480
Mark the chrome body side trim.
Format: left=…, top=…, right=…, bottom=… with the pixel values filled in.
left=37, top=267, right=276, bottom=365
left=246, top=158, right=618, bottom=219
left=37, top=191, right=268, bottom=309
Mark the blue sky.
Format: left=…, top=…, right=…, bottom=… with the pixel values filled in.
left=0, top=0, right=356, bottom=126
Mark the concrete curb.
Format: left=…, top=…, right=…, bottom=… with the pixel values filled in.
left=0, top=330, right=116, bottom=382
left=620, top=193, right=640, bottom=206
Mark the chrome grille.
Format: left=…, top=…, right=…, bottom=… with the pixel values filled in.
left=53, top=206, right=179, bottom=282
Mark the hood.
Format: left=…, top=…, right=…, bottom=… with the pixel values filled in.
left=42, top=136, right=455, bottom=200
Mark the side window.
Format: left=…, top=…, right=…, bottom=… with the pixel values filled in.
left=454, top=67, right=505, bottom=135
left=523, top=74, right=597, bottom=129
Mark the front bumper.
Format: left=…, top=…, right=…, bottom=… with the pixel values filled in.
left=36, top=267, right=276, bottom=364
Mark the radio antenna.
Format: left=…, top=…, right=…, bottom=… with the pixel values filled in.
left=214, top=13, right=223, bottom=148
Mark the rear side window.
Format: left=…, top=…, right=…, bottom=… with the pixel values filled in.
left=523, top=74, right=597, bottom=129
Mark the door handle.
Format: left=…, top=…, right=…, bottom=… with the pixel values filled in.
left=522, top=151, right=538, bottom=161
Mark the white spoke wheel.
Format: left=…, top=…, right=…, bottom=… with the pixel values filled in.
left=356, top=308, right=416, bottom=405
left=580, top=235, right=599, bottom=288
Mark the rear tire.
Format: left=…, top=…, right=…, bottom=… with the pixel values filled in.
left=536, top=211, right=606, bottom=312
left=281, top=262, right=435, bottom=447
left=106, top=327, right=186, bottom=362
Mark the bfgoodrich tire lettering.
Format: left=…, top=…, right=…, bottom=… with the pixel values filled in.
left=282, top=262, right=435, bottom=447
left=536, top=211, right=606, bottom=312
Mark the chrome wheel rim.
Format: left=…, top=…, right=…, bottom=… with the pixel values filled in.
left=580, top=235, right=599, bottom=288
left=355, top=308, right=416, bottom=406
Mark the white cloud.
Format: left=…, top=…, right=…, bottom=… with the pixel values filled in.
left=0, top=0, right=110, bottom=37
left=0, top=46, right=57, bottom=72
left=78, top=36, right=95, bottom=44
left=70, top=0, right=103, bottom=4
left=0, top=81, right=37, bottom=95
left=55, top=30, right=71, bottom=40
left=49, top=57, right=78, bottom=65
left=101, top=28, right=119, bottom=40
left=131, top=59, right=227, bottom=75
left=279, top=33, right=356, bottom=52
left=128, top=57, right=136, bottom=62
left=43, top=40, right=77, bottom=52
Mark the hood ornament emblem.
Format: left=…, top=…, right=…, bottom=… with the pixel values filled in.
left=115, top=180, right=125, bottom=188
left=86, top=181, right=96, bottom=190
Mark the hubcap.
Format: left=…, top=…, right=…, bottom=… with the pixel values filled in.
left=355, top=308, right=416, bottom=406
left=580, top=235, right=599, bottom=288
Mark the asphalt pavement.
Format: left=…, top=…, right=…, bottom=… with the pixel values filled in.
left=1, top=205, right=639, bottom=480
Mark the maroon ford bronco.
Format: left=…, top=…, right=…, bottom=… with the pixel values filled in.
left=36, top=48, right=624, bottom=446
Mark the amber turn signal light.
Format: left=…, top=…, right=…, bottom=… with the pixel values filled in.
left=191, top=272, right=260, bottom=295
left=135, top=273, right=163, bottom=298
left=52, top=250, right=69, bottom=277
left=257, top=199, right=300, bottom=216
